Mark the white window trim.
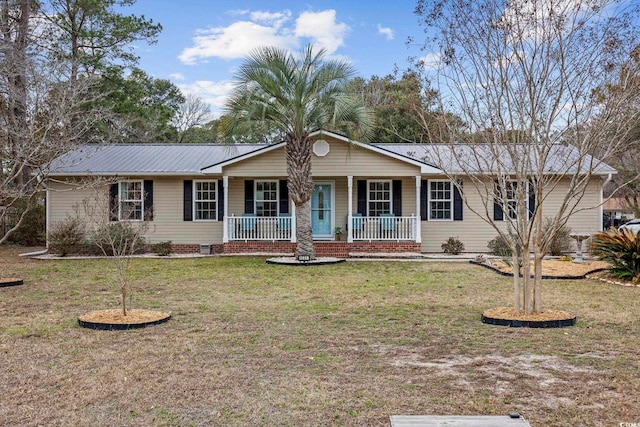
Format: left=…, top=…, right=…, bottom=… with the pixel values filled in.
left=193, top=180, right=218, bottom=222
left=118, top=180, right=144, bottom=222
left=255, top=180, right=279, bottom=217
left=427, top=179, right=454, bottom=221
left=366, top=179, right=393, bottom=217
left=498, top=180, right=529, bottom=221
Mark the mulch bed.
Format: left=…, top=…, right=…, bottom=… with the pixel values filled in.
left=482, top=306, right=577, bottom=328
left=0, top=277, right=24, bottom=287
left=471, top=259, right=609, bottom=279
left=78, top=309, right=171, bottom=330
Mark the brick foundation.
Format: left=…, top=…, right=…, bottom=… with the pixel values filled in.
left=170, top=243, right=223, bottom=255
left=220, top=240, right=420, bottom=257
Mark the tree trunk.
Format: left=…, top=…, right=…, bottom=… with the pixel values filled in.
left=512, top=251, right=521, bottom=312
left=295, top=199, right=315, bottom=258
left=533, top=205, right=544, bottom=312
left=285, top=133, right=316, bottom=259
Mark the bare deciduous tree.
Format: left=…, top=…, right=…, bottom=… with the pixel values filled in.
left=77, top=186, right=150, bottom=316
left=414, top=0, right=640, bottom=314
left=0, top=1, right=111, bottom=245
left=172, top=94, right=212, bottom=143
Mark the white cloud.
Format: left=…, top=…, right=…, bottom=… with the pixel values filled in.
left=250, top=10, right=291, bottom=28
left=294, top=10, right=349, bottom=54
left=179, top=8, right=349, bottom=65
left=420, top=52, right=441, bottom=70
left=169, top=73, right=185, bottom=81
left=377, top=24, right=394, bottom=40
left=179, top=21, right=298, bottom=64
left=177, top=80, right=236, bottom=117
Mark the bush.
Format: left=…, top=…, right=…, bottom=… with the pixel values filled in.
left=487, top=234, right=514, bottom=257
left=49, top=217, right=86, bottom=256
left=5, top=203, right=46, bottom=246
left=153, top=241, right=172, bottom=256
left=87, top=222, right=146, bottom=256
left=591, top=228, right=640, bottom=283
left=545, top=218, right=573, bottom=256
left=441, top=236, right=465, bottom=255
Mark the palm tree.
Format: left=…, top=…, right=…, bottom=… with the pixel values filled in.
left=222, top=45, right=374, bottom=259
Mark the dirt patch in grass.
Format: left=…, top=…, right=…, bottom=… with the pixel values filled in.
left=1, top=246, right=640, bottom=426
left=490, top=259, right=609, bottom=276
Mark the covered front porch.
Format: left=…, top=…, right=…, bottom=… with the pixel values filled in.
left=220, top=176, right=424, bottom=246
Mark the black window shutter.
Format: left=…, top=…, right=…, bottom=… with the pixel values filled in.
left=279, top=180, right=289, bottom=214
left=218, top=179, right=224, bottom=221
left=421, top=180, right=428, bottom=221
left=392, top=180, right=402, bottom=216
left=183, top=180, right=193, bottom=221
left=453, top=182, right=463, bottom=221
left=244, top=180, right=254, bottom=214
left=528, top=181, right=536, bottom=219
left=143, top=180, right=153, bottom=221
left=357, top=180, right=367, bottom=215
left=493, top=180, right=504, bottom=221
left=109, top=183, right=118, bottom=221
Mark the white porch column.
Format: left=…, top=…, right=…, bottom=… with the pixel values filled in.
left=347, top=176, right=353, bottom=243
left=415, top=176, right=422, bottom=244
left=290, top=201, right=297, bottom=243
left=222, top=176, right=229, bottom=243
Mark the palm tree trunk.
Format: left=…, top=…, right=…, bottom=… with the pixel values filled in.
left=285, top=134, right=316, bottom=259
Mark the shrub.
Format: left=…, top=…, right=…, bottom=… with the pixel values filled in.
left=545, top=218, right=573, bottom=256
left=49, top=217, right=86, bottom=256
left=87, top=222, right=146, bottom=256
left=441, top=236, right=465, bottom=255
left=153, top=241, right=172, bottom=256
left=487, top=234, right=513, bottom=257
left=591, top=228, right=640, bottom=283
left=5, top=202, right=46, bottom=246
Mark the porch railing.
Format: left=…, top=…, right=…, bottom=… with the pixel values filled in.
left=227, top=215, right=293, bottom=241
left=351, top=215, right=417, bottom=241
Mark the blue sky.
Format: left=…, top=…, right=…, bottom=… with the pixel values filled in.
left=125, top=0, right=425, bottom=116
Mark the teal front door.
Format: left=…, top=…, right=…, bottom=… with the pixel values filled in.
left=311, top=182, right=334, bottom=239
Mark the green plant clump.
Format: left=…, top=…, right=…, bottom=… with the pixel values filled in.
left=487, top=234, right=513, bottom=257
left=591, top=228, right=640, bottom=283
left=441, top=236, right=465, bottom=255
left=153, top=241, right=172, bottom=256
left=545, top=218, right=573, bottom=256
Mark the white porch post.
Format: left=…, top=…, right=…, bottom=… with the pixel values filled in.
left=222, top=176, right=229, bottom=243
left=415, top=176, right=422, bottom=244
left=347, top=176, right=353, bottom=243
left=290, top=201, right=297, bottom=243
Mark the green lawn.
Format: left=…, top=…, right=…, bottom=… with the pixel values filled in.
left=1, top=246, right=639, bottom=426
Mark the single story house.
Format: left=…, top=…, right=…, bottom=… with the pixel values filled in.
left=46, top=130, right=614, bottom=257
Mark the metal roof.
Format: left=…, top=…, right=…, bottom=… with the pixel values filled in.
left=374, top=143, right=617, bottom=175
left=48, top=143, right=265, bottom=176
left=47, top=140, right=616, bottom=176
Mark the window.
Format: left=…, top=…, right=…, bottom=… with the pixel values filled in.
left=119, top=181, right=143, bottom=221
left=496, top=180, right=527, bottom=220
left=429, top=180, right=453, bottom=220
left=368, top=180, right=392, bottom=216
left=194, top=180, right=217, bottom=220
left=256, top=181, right=278, bottom=217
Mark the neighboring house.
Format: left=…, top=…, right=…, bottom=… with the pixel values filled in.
left=47, top=130, right=614, bottom=256
left=603, top=197, right=636, bottom=228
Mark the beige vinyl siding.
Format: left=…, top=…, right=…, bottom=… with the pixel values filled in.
left=420, top=177, right=602, bottom=252
left=49, top=177, right=223, bottom=245
left=223, top=137, right=421, bottom=177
